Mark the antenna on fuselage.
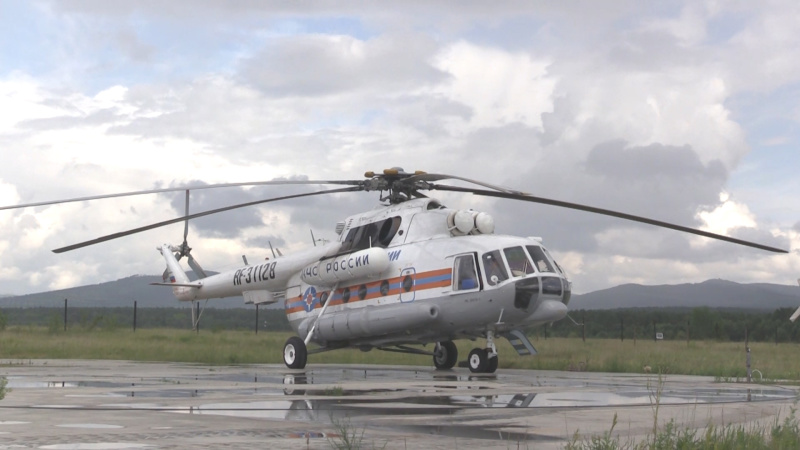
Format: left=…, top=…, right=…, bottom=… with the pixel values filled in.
left=268, top=242, right=277, bottom=259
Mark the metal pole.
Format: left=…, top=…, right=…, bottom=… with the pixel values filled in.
left=745, top=325, right=749, bottom=348
left=653, top=320, right=656, bottom=342
left=64, top=298, right=68, bottom=331
left=745, top=325, right=751, bottom=384
left=133, top=301, right=137, bottom=332
left=582, top=311, right=586, bottom=343
left=746, top=346, right=752, bottom=383
left=255, top=304, right=259, bottom=335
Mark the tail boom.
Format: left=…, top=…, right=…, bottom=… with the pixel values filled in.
left=156, top=244, right=200, bottom=301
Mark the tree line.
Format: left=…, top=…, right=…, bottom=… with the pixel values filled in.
left=0, top=306, right=291, bottom=333
left=544, top=307, right=800, bottom=343
left=1, top=305, right=798, bottom=342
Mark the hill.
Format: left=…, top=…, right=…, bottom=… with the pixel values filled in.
left=569, top=279, right=800, bottom=310
left=0, top=275, right=246, bottom=309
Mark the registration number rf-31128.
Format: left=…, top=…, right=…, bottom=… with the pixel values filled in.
left=233, top=262, right=277, bottom=286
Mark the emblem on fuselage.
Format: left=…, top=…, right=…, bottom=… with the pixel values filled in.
left=302, top=286, right=317, bottom=312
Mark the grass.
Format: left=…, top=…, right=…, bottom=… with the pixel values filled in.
left=566, top=413, right=800, bottom=449
left=565, top=375, right=800, bottom=450
left=2, top=327, right=799, bottom=449
left=0, top=327, right=799, bottom=380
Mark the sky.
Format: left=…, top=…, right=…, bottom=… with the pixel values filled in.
left=0, top=1, right=798, bottom=296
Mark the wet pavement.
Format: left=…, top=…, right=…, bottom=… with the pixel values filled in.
left=0, top=360, right=797, bottom=449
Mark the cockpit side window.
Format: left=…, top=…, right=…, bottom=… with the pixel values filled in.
left=543, top=247, right=566, bottom=276
left=339, top=217, right=402, bottom=252
left=453, top=254, right=479, bottom=291
left=503, top=246, right=535, bottom=277
left=526, top=245, right=555, bottom=273
left=482, top=250, right=509, bottom=286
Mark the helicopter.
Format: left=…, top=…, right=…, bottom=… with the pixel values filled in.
left=1, top=168, right=789, bottom=373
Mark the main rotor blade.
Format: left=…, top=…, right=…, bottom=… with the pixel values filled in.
left=1, top=179, right=363, bottom=211
left=52, top=186, right=362, bottom=253
left=434, top=185, right=788, bottom=254
left=407, top=173, right=524, bottom=195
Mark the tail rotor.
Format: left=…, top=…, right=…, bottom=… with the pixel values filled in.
left=162, top=190, right=208, bottom=281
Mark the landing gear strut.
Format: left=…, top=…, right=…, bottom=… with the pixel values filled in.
left=468, top=331, right=498, bottom=373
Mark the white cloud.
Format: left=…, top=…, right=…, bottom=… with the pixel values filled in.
left=696, top=191, right=757, bottom=236
left=0, top=0, right=797, bottom=297
left=433, top=41, right=555, bottom=130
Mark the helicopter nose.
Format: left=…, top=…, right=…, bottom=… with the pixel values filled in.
left=526, top=298, right=568, bottom=324
left=513, top=277, right=540, bottom=310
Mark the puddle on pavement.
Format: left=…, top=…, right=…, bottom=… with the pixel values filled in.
left=5, top=365, right=798, bottom=443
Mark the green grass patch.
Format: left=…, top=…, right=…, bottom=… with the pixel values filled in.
left=0, top=327, right=799, bottom=380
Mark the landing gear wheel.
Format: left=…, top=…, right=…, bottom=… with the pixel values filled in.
left=283, top=374, right=307, bottom=395
left=486, top=353, right=498, bottom=373
left=433, top=341, right=458, bottom=370
left=468, top=348, right=488, bottom=373
left=283, top=336, right=308, bottom=369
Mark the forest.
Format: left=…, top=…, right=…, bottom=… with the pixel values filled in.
left=1, top=305, right=798, bottom=343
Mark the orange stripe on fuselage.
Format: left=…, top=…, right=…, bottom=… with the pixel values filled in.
left=284, top=267, right=452, bottom=314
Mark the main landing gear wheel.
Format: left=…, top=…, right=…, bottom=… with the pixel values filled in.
left=433, top=340, right=458, bottom=370
left=468, top=348, right=488, bottom=373
left=468, top=348, right=498, bottom=373
left=284, top=336, right=308, bottom=369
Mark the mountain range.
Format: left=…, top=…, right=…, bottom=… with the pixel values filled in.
left=0, top=275, right=246, bottom=309
left=1, top=276, right=798, bottom=312
left=567, top=279, right=800, bottom=311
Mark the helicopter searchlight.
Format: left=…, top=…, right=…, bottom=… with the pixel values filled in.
left=4, top=168, right=788, bottom=373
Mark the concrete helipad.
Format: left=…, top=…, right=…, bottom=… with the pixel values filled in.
left=0, top=360, right=797, bottom=449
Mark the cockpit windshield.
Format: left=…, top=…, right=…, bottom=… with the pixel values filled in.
left=503, top=246, right=535, bottom=277
left=526, top=245, right=555, bottom=273
left=481, top=250, right=509, bottom=286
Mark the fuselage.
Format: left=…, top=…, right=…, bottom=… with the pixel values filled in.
left=164, top=197, right=571, bottom=349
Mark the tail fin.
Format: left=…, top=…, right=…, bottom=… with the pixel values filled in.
left=158, top=244, right=191, bottom=284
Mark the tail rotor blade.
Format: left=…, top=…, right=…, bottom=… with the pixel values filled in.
left=183, top=190, right=190, bottom=244
left=187, top=254, right=208, bottom=279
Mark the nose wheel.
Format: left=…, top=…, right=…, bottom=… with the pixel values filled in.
left=433, top=340, right=458, bottom=370
left=468, top=331, right=498, bottom=373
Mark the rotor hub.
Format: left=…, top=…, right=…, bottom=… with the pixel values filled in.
left=362, top=168, right=432, bottom=204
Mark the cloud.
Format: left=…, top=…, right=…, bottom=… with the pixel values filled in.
left=0, top=1, right=798, bottom=297
left=239, top=33, right=446, bottom=97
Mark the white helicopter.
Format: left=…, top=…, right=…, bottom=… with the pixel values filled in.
left=2, top=168, right=788, bottom=373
